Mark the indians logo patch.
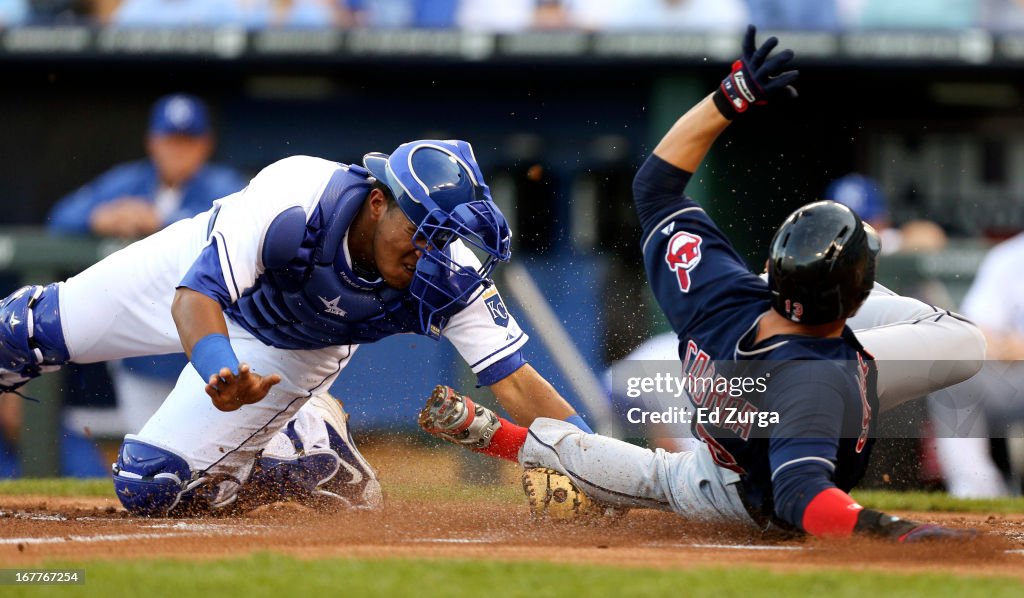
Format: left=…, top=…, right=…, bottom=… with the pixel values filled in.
left=483, top=290, right=510, bottom=327
left=664, top=231, right=703, bottom=293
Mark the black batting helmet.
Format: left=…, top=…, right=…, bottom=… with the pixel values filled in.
left=768, top=201, right=881, bottom=325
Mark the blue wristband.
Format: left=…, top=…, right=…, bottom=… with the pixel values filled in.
left=190, top=333, right=240, bottom=383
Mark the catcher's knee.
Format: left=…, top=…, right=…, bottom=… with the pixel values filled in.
left=0, top=284, right=69, bottom=390
left=112, top=438, right=194, bottom=516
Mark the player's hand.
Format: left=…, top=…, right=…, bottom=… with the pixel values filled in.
left=205, top=363, right=282, bottom=412
left=714, top=25, right=799, bottom=118
left=855, top=508, right=980, bottom=543
left=896, top=523, right=979, bottom=543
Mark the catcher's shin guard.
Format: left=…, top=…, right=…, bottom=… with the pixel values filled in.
left=112, top=438, right=200, bottom=516
left=418, top=385, right=500, bottom=449
left=0, top=284, right=69, bottom=393
left=113, top=437, right=241, bottom=516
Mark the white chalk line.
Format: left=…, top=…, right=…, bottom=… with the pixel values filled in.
left=0, top=527, right=255, bottom=546
left=644, top=542, right=805, bottom=552
left=408, top=537, right=500, bottom=544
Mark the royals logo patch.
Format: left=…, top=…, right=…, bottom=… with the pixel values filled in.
left=664, top=231, right=703, bottom=293
left=483, top=290, right=510, bottom=327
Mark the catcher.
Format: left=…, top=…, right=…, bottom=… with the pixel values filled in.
left=419, top=27, right=982, bottom=541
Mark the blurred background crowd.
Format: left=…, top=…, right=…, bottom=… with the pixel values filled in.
left=1, top=0, right=1023, bottom=504
left=3, top=0, right=1024, bottom=31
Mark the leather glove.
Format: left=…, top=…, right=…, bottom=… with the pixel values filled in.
left=713, top=25, right=799, bottom=119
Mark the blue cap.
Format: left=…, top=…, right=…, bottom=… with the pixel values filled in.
left=824, top=173, right=887, bottom=222
left=149, top=94, right=210, bottom=136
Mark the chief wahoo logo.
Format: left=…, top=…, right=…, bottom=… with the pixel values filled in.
left=664, top=231, right=703, bottom=293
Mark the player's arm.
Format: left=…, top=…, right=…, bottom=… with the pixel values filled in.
left=651, top=95, right=731, bottom=177
left=172, top=158, right=334, bottom=410
left=440, top=288, right=575, bottom=425
left=651, top=24, right=797, bottom=172
left=654, top=24, right=799, bottom=173
left=438, top=242, right=577, bottom=425
left=776, top=452, right=976, bottom=542
left=769, top=369, right=973, bottom=541
left=489, top=363, right=574, bottom=425
left=171, top=288, right=280, bottom=412
left=635, top=26, right=798, bottom=227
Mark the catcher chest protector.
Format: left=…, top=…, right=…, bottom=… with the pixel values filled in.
left=768, top=200, right=880, bottom=325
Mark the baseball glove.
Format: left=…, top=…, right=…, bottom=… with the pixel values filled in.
left=522, top=467, right=605, bottom=521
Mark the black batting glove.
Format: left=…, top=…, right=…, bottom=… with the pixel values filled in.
left=713, top=25, right=799, bottom=120
left=854, top=508, right=979, bottom=543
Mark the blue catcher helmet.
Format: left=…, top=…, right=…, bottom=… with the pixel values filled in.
left=363, top=140, right=512, bottom=338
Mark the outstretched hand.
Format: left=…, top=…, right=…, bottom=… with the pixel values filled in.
left=205, top=363, right=281, bottom=412
left=898, top=523, right=979, bottom=543
left=715, top=25, right=799, bottom=118
left=740, top=25, right=799, bottom=100
left=855, top=508, right=980, bottom=543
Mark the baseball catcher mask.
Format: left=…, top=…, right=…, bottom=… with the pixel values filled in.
left=364, top=140, right=512, bottom=338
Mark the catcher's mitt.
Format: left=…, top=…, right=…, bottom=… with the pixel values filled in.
left=522, top=467, right=605, bottom=521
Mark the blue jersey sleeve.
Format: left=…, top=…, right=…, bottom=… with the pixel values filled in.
left=634, top=154, right=767, bottom=338
left=766, top=363, right=846, bottom=529
left=177, top=237, right=234, bottom=308
left=632, top=154, right=694, bottom=232
left=476, top=351, right=527, bottom=386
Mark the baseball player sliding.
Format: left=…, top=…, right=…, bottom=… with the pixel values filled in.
left=0, top=140, right=589, bottom=516
left=420, top=28, right=983, bottom=541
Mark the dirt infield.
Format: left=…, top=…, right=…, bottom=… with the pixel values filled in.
left=2, top=442, right=1024, bottom=577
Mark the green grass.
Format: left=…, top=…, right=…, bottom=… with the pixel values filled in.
left=853, top=490, right=1024, bottom=514
left=0, top=478, right=113, bottom=498
left=4, top=554, right=1022, bottom=598
left=1, top=483, right=1021, bottom=595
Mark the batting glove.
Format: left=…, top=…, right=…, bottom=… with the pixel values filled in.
left=713, top=25, right=799, bottom=119
left=854, top=509, right=979, bottom=543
